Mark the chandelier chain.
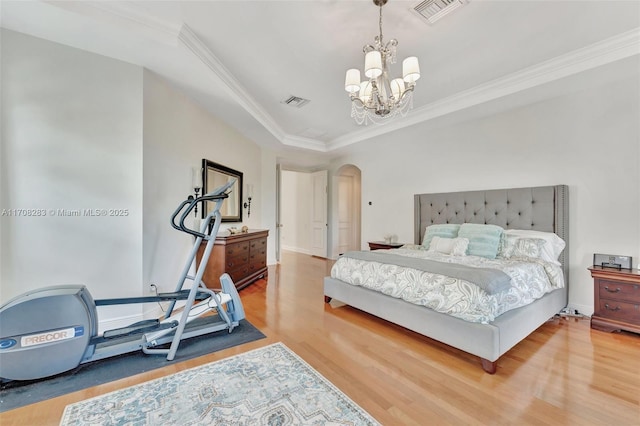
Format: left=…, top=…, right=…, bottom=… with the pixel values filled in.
left=379, top=3, right=383, bottom=44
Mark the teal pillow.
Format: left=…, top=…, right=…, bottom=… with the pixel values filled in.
left=422, top=224, right=461, bottom=249
left=458, top=223, right=504, bottom=259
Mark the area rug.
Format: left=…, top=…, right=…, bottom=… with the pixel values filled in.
left=60, top=342, right=379, bottom=425
left=0, top=319, right=265, bottom=412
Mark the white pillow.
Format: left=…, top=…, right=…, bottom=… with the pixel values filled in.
left=503, top=229, right=566, bottom=265
left=428, top=236, right=469, bottom=256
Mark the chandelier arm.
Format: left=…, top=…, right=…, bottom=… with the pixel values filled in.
left=362, top=44, right=376, bottom=54
left=399, top=85, right=415, bottom=101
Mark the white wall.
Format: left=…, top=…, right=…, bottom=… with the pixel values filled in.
left=280, top=170, right=312, bottom=254
left=330, top=68, right=639, bottom=315
left=260, top=149, right=277, bottom=264
left=0, top=30, right=144, bottom=327
left=143, top=70, right=274, bottom=298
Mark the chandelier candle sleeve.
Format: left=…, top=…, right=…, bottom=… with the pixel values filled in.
left=344, top=0, right=421, bottom=125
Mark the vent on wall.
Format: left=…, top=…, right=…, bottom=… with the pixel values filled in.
left=413, top=0, right=469, bottom=24
left=281, top=95, right=310, bottom=108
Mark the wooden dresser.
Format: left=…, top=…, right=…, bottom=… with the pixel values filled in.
left=197, top=229, right=268, bottom=291
left=589, top=266, right=640, bottom=334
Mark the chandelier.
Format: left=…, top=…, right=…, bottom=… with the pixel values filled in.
left=344, top=0, right=421, bottom=125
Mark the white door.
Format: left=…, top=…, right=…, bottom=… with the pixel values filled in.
left=310, top=170, right=328, bottom=258
left=338, top=175, right=354, bottom=255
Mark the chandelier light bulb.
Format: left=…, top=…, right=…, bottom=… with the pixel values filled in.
left=359, top=81, right=373, bottom=103
left=390, top=78, right=405, bottom=99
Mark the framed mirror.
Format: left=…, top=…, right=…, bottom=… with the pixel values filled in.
left=202, top=159, right=243, bottom=222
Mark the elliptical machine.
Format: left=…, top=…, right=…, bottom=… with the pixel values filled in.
left=0, top=179, right=245, bottom=381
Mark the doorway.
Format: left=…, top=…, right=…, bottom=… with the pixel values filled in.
left=278, top=169, right=327, bottom=258
left=335, top=165, right=362, bottom=256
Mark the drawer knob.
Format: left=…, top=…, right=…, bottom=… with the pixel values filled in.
left=604, top=303, right=621, bottom=311
left=604, top=286, right=621, bottom=293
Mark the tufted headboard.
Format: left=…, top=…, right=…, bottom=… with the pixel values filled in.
left=414, top=185, right=569, bottom=284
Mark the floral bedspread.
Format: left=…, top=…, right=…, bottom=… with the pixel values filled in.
left=330, top=247, right=564, bottom=324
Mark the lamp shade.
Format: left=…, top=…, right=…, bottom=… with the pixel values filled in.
left=359, top=81, right=373, bottom=103
left=364, top=51, right=383, bottom=78
left=402, top=56, right=421, bottom=83
left=345, top=69, right=361, bottom=93
left=390, top=78, right=405, bottom=99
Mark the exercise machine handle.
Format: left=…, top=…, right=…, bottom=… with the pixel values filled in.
left=171, top=179, right=236, bottom=239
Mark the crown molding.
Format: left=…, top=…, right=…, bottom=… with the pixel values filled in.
left=327, top=27, right=640, bottom=151
left=39, top=2, right=640, bottom=154
left=281, top=135, right=328, bottom=152
left=45, top=1, right=181, bottom=45
left=178, top=24, right=291, bottom=145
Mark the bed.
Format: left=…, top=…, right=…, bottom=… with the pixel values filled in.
left=324, top=185, right=569, bottom=373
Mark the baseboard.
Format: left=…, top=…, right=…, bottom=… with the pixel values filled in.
left=566, top=302, right=593, bottom=317
left=281, top=246, right=311, bottom=255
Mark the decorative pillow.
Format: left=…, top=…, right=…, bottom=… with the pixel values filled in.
left=458, top=223, right=504, bottom=259
left=428, top=236, right=469, bottom=256
left=500, top=236, right=546, bottom=260
left=498, top=234, right=518, bottom=258
left=503, top=229, right=565, bottom=265
left=421, top=224, right=461, bottom=249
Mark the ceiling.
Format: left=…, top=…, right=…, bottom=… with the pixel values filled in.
left=1, top=0, right=639, bottom=163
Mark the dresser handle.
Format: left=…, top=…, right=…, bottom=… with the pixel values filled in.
left=603, top=286, right=621, bottom=293
left=604, top=303, right=621, bottom=311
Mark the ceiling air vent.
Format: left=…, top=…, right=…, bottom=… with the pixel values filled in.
left=281, top=95, right=310, bottom=108
left=413, top=0, right=469, bottom=24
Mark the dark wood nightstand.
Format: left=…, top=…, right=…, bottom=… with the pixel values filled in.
left=589, top=266, right=640, bottom=334
left=368, top=241, right=405, bottom=250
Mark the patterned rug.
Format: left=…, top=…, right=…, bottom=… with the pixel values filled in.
left=60, top=343, right=379, bottom=425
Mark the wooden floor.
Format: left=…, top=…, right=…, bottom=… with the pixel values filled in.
left=2, top=251, right=639, bottom=425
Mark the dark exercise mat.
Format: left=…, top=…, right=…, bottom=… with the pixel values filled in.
left=0, top=319, right=265, bottom=412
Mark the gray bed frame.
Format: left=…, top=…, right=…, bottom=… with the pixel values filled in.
left=324, top=185, right=569, bottom=373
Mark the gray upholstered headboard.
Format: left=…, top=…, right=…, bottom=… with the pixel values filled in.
left=414, top=185, right=569, bottom=284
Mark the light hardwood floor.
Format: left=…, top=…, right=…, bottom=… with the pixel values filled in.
left=2, top=250, right=639, bottom=425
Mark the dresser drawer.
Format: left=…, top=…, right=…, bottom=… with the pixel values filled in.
left=596, top=298, right=640, bottom=322
left=597, top=280, right=640, bottom=303
left=227, top=264, right=249, bottom=279
left=225, top=253, right=249, bottom=270
left=225, top=241, right=249, bottom=257
left=249, top=256, right=267, bottom=273
left=196, top=229, right=268, bottom=291
left=250, top=238, right=267, bottom=252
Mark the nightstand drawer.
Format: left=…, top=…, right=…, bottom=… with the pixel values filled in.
left=589, top=266, right=640, bottom=333
left=596, top=299, right=640, bottom=322
left=598, top=280, right=640, bottom=303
